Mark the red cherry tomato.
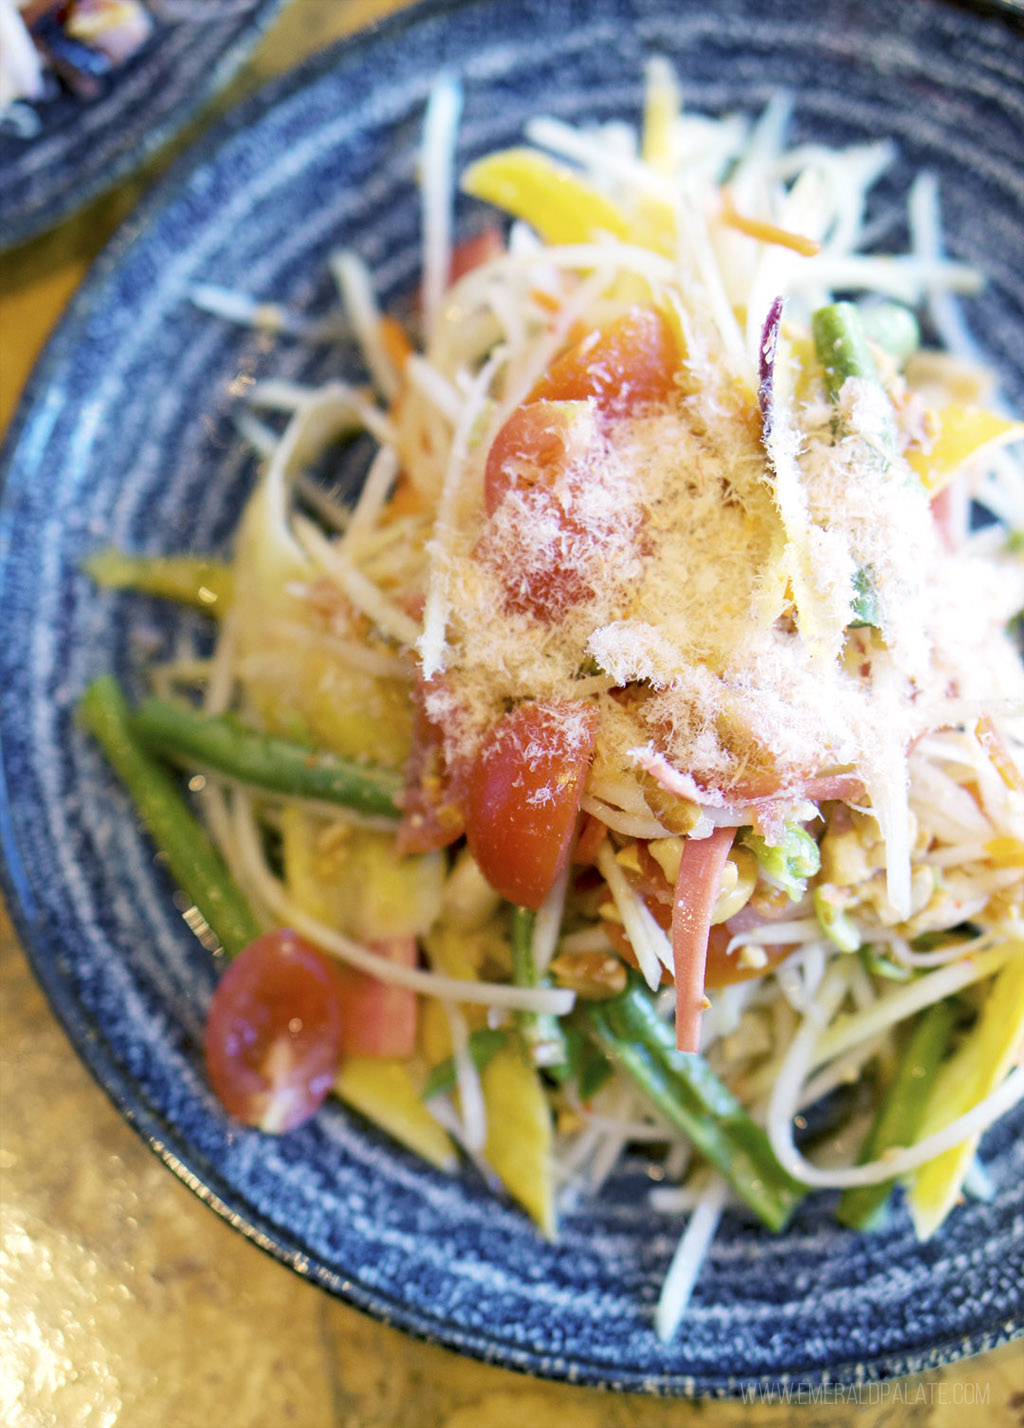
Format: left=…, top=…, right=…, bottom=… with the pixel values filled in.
left=527, top=307, right=680, bottom=414
left=703, top=924, right=794, bottom=989
left=205, top=929, right=344, bottom=1134
left=465, top=700, right=598, bottom=910
left=448, top=224, right=504, bottom=285
left=483, top=398, right=594, bottom=517
left=480, top=399, right=602, bottom=620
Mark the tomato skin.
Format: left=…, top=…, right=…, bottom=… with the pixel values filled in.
left=527, top=307, right=679, bottom=413
left=479, top=309, right=678, bottom=624
left=449, top=224, right=504, bottom=285
left=480, top=399, right=602, bottom=620
left=484, top=398, right=595, bottom=518
left=333, top=936, right=418, bottom=1059
left=204, top=929, right=344, bottom=1134
left=572, top=812, right=608, bottom=866
left=465, top=700, right=598, bottom=910
left=397, top=679, right=468, bottom=854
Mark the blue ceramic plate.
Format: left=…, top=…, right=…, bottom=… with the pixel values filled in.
left=0, top=0, right=286, bottom=250
left=1, top=0, right=1022, bottom=1396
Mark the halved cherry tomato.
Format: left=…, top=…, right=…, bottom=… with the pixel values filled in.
left=465, top=700, right=598, bottom=910
left=397, top=679, right=467, bottom=854
left=479, top=309, right=678, bottom=622
left=449, top=224, right=504, bottom=285
left=480, top=399, right=603, bottom=620
left=703, top=924, right=794, bottom=989
left=204, top=929, right=344, bottom=1133
left=527, top=307, right=680, bottom=414
left=483, top=398, right=597, bottom=517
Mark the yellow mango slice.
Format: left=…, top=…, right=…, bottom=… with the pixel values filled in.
left=83, top=549, right=234, bottom=613
left=905, top=405, right=1024, bottom=493
left=906, top=949, right=1024, bottom=1239
left=987, top=837, right=1024, bottom=870
left=281, top=807, right=443, bottom=941
left=481, top=1042, right=556, bottom=1239
left=335, top=1058, right=456, bottom=1171
left=419, top=997, right=456, bottom=1067
left=462, top=149, right=630, bottom=246
left=233, top=460, right=413, bottom=769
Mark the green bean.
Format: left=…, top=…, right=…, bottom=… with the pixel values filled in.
left=511, top=906, right=573, bottom=1079
left=562, top=1022, right=614, bottom=1102
left=78, top=677, right=262, bottom=957
left=811, top=299, right=899, bottom=459
left=422, top=1028, right=508, bottom=1100
left=586, top=981, right=805, bottom=1231
left=849, top=566, right=881, bottom=629
left=837, top=999, right=958, bottom=1230
left=812, top=301, right=887, bottom=403
left=858, top=302, right=920, bottom=367
left=132, top=698, right=403, bottom=819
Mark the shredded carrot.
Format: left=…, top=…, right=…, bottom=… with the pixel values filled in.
left=671, top=827, right=736, bottom=1052
left=383, top=471, right=425, bottom=521
left=530, top=288, right=562, bottom=315
left=720, top=190, right=821, bottom=258
left=379, top=315, right=414, bottom=375
left=977, top=715, right=1024, bottom=794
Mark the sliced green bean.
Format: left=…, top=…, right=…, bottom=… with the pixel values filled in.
left=858, top=302, right=920, bottom=367
left=859, top=944, right=914, bottom=983
left=812, top=301, right=887, bottom=403
left=563, top=1022, right=614, bottom=1102
left=511, top=906, right=573, bottom=1079
left=837, top=999, right=958, bottom=1230
left=132, top=698, right=403, bottom=819
left=79, top=677, right=262, bottom=957
left=741, top=823, right=820, bottom=901
left=422, top=1028, right=508, bottom=1101
left=586, top=980, right=805, bottom=1231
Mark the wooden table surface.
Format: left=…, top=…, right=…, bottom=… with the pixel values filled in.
left=1, top=3, right=1021, bottom=1424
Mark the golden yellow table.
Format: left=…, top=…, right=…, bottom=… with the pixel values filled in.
left=1, top=4, right=1021, bottom=1423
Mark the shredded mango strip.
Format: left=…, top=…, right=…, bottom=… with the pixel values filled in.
left=905, top=405, right=1024, bottom=493
left=907, top=953, right=1024, bottom=1240
left=379, top=314, right=414, bottom=376
left=461, top=148, right=631, bottom=245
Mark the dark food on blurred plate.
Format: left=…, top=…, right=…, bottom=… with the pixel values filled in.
left=1, top=0, right=153, bottom=124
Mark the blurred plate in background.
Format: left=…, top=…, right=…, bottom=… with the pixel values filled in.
left=0, top=0, right=287, bottom=250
